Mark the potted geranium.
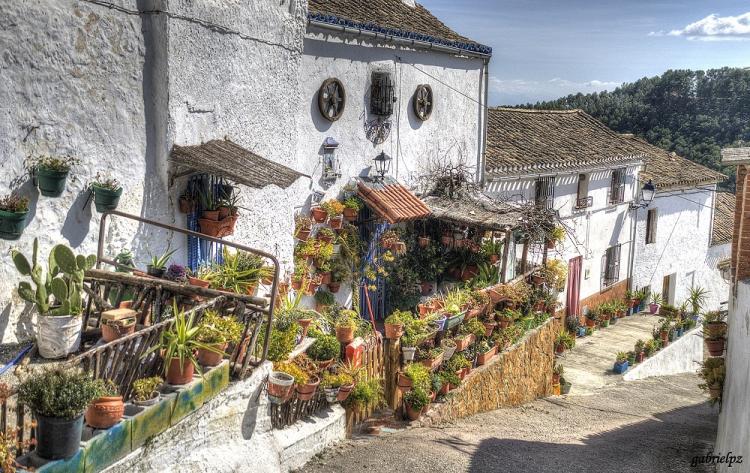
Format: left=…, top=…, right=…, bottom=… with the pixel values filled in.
left=196, top=310, right=244, bottom=367
left=131, top=376, right=163, bottom=407
left=28, top=155, right=79, bottom=197
left=12, top=239, right=96, bottom=358
left=90, top=172, right=123, bottom=212
left=144, top=302, right=223, bottom=385
left=321, top=199, right=345, bottom=229
left=342, top=196, right=363, bottom=221
left=18, top=369, right=101, bottom=460
left=0, top=193, right=30, bottom=240
left=85, top=379, right=124, bottom=429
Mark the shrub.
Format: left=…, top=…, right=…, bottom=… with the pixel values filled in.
left=348, top=376, right=383, bottom=410
left=314, top=289, right=335, bottom=307
left=18, top=369, right=101, bottom=419
left=438, top=369, right=460, bottom=387
left=403, top=387, right=430, bottom=410
left=460, top=318, right=486, bottom=339
left=265, top=324, right=298, bottom=362
left=307, top=334, right=340, bottom=361
left=385, top=309, right=412, bottom=325
left=132, top=376, right=163, bottom=402
left=198, top=310, right=244, bottom=345
left=335, top=310, right=360, bottom=329
left=403, top=363, right=431, bottom=392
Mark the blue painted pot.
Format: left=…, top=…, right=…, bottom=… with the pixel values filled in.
left=576, top=327, right=587, bottom=337
left=613, top=360, right=629, bottom=374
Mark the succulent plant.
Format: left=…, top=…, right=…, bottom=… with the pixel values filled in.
left=165, top=264, right=188, bottom=283
left=12, top=238, right=96, bottom=316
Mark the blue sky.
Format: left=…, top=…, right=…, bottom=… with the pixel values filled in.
left=420, top=0, right=750, bottom=105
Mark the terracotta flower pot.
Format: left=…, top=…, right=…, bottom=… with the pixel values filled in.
left=198, top=342, right=227, bottom=367
left=704, top=322, right=728, bottom=339
left=406, top=404, right=422, bottom=421
left=329, top=216, right=343, bottom=229
left=268, top=372, right=295, bottom=404
left=188, top=276, right=210, bottom=288
left=336, top=326, right=354, bottom=344
left=85, top=396, right=124, bottom=429
left=636, top=352, right=645, bottom=363
left=497, top=318, right=511, bottom=329
left=483, top=322, right=496, bottom=337
left=202, top=210, right=220, bottom=221
left=555, top=344, right=565, bottom=355
left=418, top=236, right=430, bottom=248
left=311, top=207, right=327, bottom=223
left=439, top=383, right=450, bottom=395
left=705, top=338, right=726, bottom=357
left=298, top=318, right=312, bottom=339
left=477, top=346, right=496, bottom=366
left=585, top=319, right=596, bottom=328
left=296, top=376, right=320, bottom=401
left=218, top=206, right=231, bottom=219
left=319, top=272, right=332, bottom=285
left=454, top=334, right=474, bottom=352
left=384, top=323, right=404, bottom=339
left=397, top=373, right=413, bottom=392
left=421, top=352, right=444, bottom=371
left=552, top=373, right=560, bottom=385
left=101, top=319, right=136, bottom=343
left=343, top=208, right=358, bottom=221
left=417, top=304, right=430, bottom=317
left=296, top=229, right=311, bottom=241
left=166, top=357, right=194, bottom=385
left=489, top=254, right=499, bottom=264
left=317, top=358, right=334, bottom=371
left=337, top=384, right=354, bottom=402
left=318, top=233, right=334, bottom=244
left=179, top=196, right=195, bottom=214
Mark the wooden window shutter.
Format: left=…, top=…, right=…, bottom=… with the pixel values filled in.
left=610, top=168, right=626, bottom=204
left=646, top=209, right=658, bottom=244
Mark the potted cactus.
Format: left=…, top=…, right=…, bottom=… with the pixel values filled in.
left=0, top=193, right=30, bottom=241
left=11, top=239, right=96, bottom=359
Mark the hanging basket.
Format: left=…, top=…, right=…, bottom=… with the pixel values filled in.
left=92, top=185, right=123, bottom=212
left=0, top=209, right=29, bottom=241
left=37, top=167, right=69, bottom=197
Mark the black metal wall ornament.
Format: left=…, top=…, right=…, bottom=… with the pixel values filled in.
left=318, top=78, right=346, bottom=122
left=413, top=84, right=433, bottom=121
left=370, top=72, right=397, bottom=117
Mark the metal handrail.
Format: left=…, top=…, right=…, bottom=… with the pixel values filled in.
left=97, top=210, right=279, bottom=360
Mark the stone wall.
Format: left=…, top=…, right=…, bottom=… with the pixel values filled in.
left=420, top=318, right=556, bottom=426
left=579, top=279, right=629, bottom=315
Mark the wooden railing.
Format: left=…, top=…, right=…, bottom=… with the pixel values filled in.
left=0, top=389, right=33, bottom=457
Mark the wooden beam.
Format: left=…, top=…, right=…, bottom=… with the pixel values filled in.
left=500, top=230, right=512, bottom=283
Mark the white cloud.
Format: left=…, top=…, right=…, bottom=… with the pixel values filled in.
left=489, top=76, right=622, bottom=105
left=652, top=12, right=750, bottom=41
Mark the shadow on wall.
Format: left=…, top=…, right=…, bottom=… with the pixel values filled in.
left=462, top=403, right=717, bottom=473
left=61, top=190, right=93, bottom=248
left=0, top=303, right=35, bottom=344
left=240, top=375, right=267, bottom=440
left=310, top=88, right=333, bottom=133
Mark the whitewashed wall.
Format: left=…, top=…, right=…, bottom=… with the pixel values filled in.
left=0, top=0, right=152, bottom=343
left=632, top=188, right=728, bottom=310
left=485, top=165, right=640, bottom=303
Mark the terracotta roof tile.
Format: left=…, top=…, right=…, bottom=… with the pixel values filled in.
left=307, top=0, right=491, bottom=55
left=485, top=108, right=645, bottom=174
left=357, top=179, right=431, bottom=223
left=713, top=192, right=735, bottom=246
left=621, top=136, right=726, bottom=190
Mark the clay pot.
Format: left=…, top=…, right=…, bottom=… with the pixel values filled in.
left=636, top=351, right=645, bottom=363
left=328, top=282, right=341, bottom=293
left=705, top=338, right=726, bottom=357
left=291, top=279, right=304, bottom=291
left=198, top=342, right=227, bottom=367
left=343, top=208, right=358, bottom=221
left=552, top=373, right=560, bottom=385
left=439, top=383, right=450, bottom=396
left=166, top=357, right=194, bottom=385
left=397, top=373, right=413, bottom=392
left=553, top=383, right=561, bottom=395
left=178, top=196, right=195, bottom=214
left=202, top=210, right=220, bottom=221
left=477, top=346, right=496, bottom=366
left=296, top=229, right=311, bottom=242
left=218, top=206, right=231, bottom=220
left=298, top=318, right=313, bottom=340
left=319, top=272, right=332, bottom=285
left=454, top=334, right=474, bottom=352
left=489, top=254, right=499, bottom=264
left=483, top=322, right=496, bottom=337
left=119, top=301, right=133, bottom=309
left=497, top=318, right=511, bottom=329
left=546, top=240, right=555, bottom=250
left=311, top=207, right=327, bottom=223
left=335, top=326, right=354, bottom=344
left=421, top=352, right=444, bottom=371
left=585, top=319, right=596, bottom=328
left=418, top=236, right=430, bottom=248
left=296, top=376, right=320, bottom=401
left=704, top=322, right=727, bottom=339
left=406, top=405, right=422, bottom=421
left=101, top=319, right=136, bottom=343
left=329, top=216, right=343, bottom=230
left=384, top=323, right=404, bottom=339
left=188, top=276, right=210, bottom=288
left=337, top=384, right=354, bottom=402
left=268, top=372, right=295, bottom=404
left=85, top=396, right=124, bottom=429
left=317, top=358, right=334, bottom=371
left=555, top=344, right=565, bottom=355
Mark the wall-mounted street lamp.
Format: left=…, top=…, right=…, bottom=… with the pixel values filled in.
left=372, top=151, right=392, bottom=181
left=630, top=180, right=656, bottom=209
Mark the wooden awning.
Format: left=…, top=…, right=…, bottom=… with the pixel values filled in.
left=357, top=178, right=431, bottom=224
left=170, top=139, right=306, bottom=189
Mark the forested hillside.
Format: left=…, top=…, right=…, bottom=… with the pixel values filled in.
left=528, top=67, right=750, bottom=189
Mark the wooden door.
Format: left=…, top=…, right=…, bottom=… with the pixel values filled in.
left=567, top=257, right=583, bottom=318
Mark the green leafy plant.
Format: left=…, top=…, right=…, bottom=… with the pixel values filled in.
left=438, top=369, right=461, bottom=387
left=403, top=387, right=430, bottom=410
left=481, top=239, right=503, bottom=257
left=650, top=292, right=664, bottom=305
left=348, top=375, right=383, bottom=410
left=459, top=318, right=486, bottom=339
left=12, top=238, right=97, bottom=316
left=336, top=310, right=360, bottom=329
left=307, top=334, right=340, bottom=361
left=314, top=289, right=336, bottom=307
left=403, top=363, right=431, bottom=392
left=688, top=286, right=709, bottom=315
left=264, top=324, right=298, bottom=362
left=28, top=155, right=80, bottom=172
left=385, top=309, right=412, bottom=325
left=698, top=357, right=725, bottom=404
left=18, top=369, right=101, bottom=419
left=555, top=330, right=575, bottom=349
left=273, top=361, right=309, bottom=385
left=149, top=246, right=177, bottom=271
left=132, top=376, right=163, bottom=402
left=320, top=372, right=354, bottom=389
left=197, top=310, right=244, bottom=345
left=90, top=172, right=122, bottom=191
left=198, top=188, right=218, bottom=211
left=320, top=199, right=345, bottom=217
left=343, top=197, right=363, bottom=211
left=615, top=352, right=628, bottom=363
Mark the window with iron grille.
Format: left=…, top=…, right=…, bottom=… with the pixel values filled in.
left=575, top=173, right=592, bottom=209
left=601, top=244, right=622, bottom=288
left=609, top=168, right=626, bottom=204
left=646, top=208, right=658, bottom=244
left=535, top=177, right=555, bottom=209
left=370, top=72, right=396, bottom=117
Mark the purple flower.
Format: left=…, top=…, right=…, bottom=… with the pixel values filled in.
left=165, top=264, right=188, bottom=283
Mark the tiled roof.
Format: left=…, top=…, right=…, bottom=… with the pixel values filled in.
left=712, top=192, right=736, bottom=246
left=357, top=178, right=431, bottom=223
left=620, top=136, right=726, bottom=190
left=423, top=193, right=522, bottom=231
left=484, top=108, right=645, bottom=175
left=307, top=0, right=491, bottom=56
left=170, top=139, right=306, bottom=189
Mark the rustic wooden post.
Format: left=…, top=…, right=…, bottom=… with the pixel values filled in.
left=384, top=337, right=401, bottom=410
left=500, top=229, right=512, bottom=283
left=520, top=238, right=530, bottom=274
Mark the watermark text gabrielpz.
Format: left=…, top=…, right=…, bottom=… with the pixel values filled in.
left=691, top=451, right=743, bottom=468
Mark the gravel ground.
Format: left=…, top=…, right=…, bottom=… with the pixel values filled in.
left=302, top=374, right=717, bottom=473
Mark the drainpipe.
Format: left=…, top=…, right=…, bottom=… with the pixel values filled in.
left=480, top=58, right=490, bottom=187
left=627, top=206, right=638, bottom=293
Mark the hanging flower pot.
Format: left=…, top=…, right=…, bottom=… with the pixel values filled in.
left=329, top=216, right=344, bottom=229
left=705, top=338, right=726, bottom=357
left=37, top=167, right=70, bottom=197
left=311, top=207, right=327, bottom=223
left=402, top=346, right=417, bottom=362
left=384, top=322, right=404, bottom=339
left=0, top=208, right=29, bottom=241
left=218, top=206, right=231, bottom=220
left=198, top=218, right=224, bottom=237
left=337, top=383, right=355, bottom=402
left=92, top=185, right=123, bottom=212
left=202, top=209, right=220, bottom=221
left=397, top=372, right=413, bottom=392
left=418, top=236, right=431, bottom=248
left=268, top=371, right=295, bottom=404
left=179, top=196, right=195, bottom=214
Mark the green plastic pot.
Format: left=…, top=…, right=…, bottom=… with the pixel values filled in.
left=37, top=167, right=69, bottom=197
left=92, top=185, right=123, bottom=212
left=0, top=209, right=29, bottom=240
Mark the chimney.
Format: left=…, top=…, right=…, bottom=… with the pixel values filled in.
left=722, top=147, right=750, bottom=283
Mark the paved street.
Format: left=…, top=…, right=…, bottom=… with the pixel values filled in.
left=303, top=316, right=718, bottom=473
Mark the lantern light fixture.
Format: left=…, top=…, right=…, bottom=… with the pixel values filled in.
left=372, top=151, right=392, bottom=181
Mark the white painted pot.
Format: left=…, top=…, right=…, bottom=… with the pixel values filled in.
left=402, top=346, right=416, bottom=362
left=324, top=388, right=339, bottom=403
left=37, top=314, right=82, bottom=359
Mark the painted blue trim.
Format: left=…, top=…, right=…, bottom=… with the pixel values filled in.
left=308, top=13, right=493, bottom=56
